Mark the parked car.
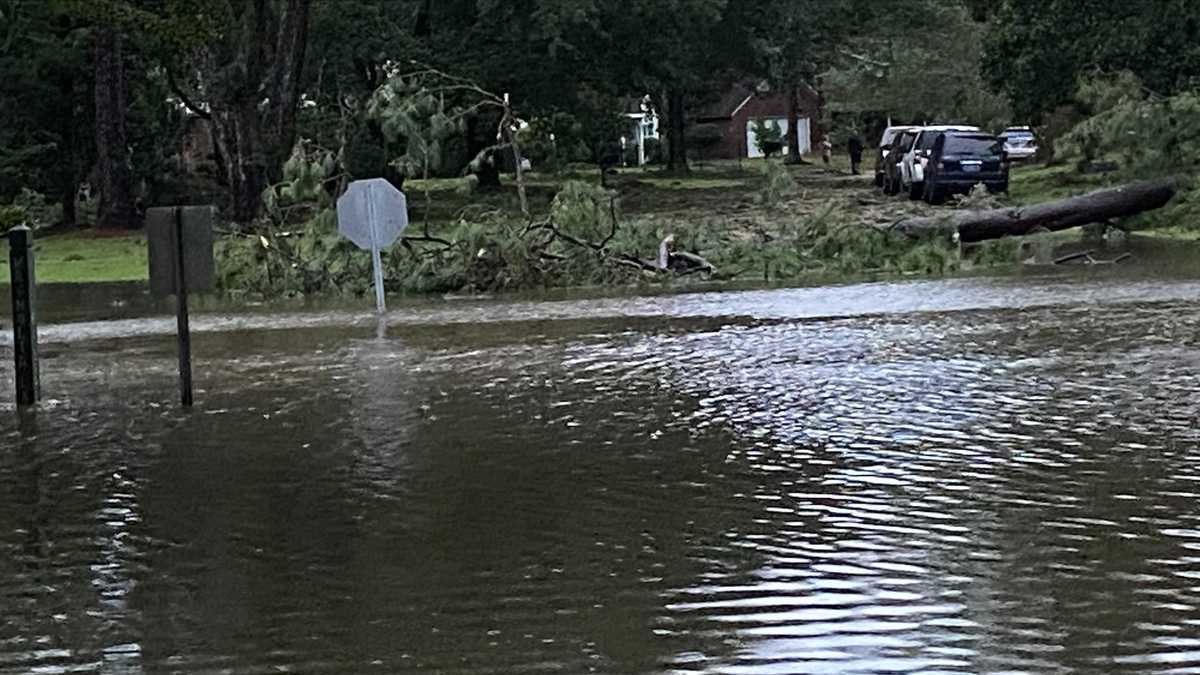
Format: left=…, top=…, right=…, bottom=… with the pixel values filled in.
left=922, top=131, right=1009, bottom=204
left=880, top=129, right=919, bottom=195
left=900, top=125, right=980, bottom=200
left=873, top=125, right=919, bottom=187
left=1001, top=126, right=1038, bottom=161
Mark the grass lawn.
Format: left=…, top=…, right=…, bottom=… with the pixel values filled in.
left=633, top=176, right=751, bottom=190
left=0, top=230, right=148, bottom=284
left=1130, top=226, right=1200, bottom=241
left=1008, top=162, right=1115, bottom=204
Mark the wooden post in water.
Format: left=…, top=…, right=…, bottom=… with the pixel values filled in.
left=173, top=208, right=193, bottom=407
left=8, top=225, right=40, bottom=406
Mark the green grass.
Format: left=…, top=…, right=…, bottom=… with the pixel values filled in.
left=634, top=176, right=751, bottom=190
left=0, top=231, right=148, bottom=284
left=1130, top=225, right=1200, bottom=241
left=1008, top=162, right=1113, bottom=204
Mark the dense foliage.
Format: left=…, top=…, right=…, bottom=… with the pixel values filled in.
left=0, top=0, right=1027, bottom=228
left=2, top=0, right=1199, bottom=294
left=983, top=0, right=1200, bottom=124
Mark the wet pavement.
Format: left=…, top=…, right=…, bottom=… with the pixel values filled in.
left=3, top=261, right=1200, bottom=673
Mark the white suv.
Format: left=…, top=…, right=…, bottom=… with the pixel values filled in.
left=900, top=125, right=980, bottom=200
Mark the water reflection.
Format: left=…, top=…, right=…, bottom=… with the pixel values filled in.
left=3, top=273, right=1200, bottom=672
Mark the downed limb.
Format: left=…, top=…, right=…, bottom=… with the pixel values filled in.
left=1053, top=250, right=1094, bottom=265
left=656, top=235, right=716, bottom=274
left=888, top=178, right=1178, bottom=243
left=1052, top=250, right=1133, bottom=265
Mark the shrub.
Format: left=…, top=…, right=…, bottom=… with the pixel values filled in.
left=751, top=119, right=785, bottom=157
left=758, top=160, right=798, bottom=207
left=643, top=138, right=665, bottom=165
left=0, top=188, right=59, bottom=229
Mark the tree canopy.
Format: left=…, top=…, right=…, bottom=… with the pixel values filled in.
left=1, top=0, right=1191, bottom=226
left=983, top=0, right=1200, bottom=123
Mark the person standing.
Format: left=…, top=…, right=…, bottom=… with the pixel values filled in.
left=848, top=134, right=865, bottom=175
left=821, top=137, right=833, bottom=165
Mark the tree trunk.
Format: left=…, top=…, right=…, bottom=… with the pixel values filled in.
left=414, top=0, right=432, bottom=36
left=93, top=25, right=135, bottom=230
left=204, top=0, right=313, bottom=224
left=55, top=74, right=79, bottom=229
left=59, top=180, right=77, bottom=229
left=889, top=179, right=1178, bottom=243
left=666, top=90, right=689, bottom=175
left=785, top=82, right=802, bottom=164
left=211, top=105, right=270, bottom=224
left=465, top=114, right=500, bottom=189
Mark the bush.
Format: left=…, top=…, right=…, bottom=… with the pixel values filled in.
left=686, top=124, right=724, bottom=152
left=343, top=121, right=392, bottom=181
left=622, top=144, right=639, bottom=167
left=751, top=119, right=785, bottom=157
left=1056, top=72, right=1200, bottom=230
left=0, top=188, right=59, bottom=229
left=1060, top=72, right=1200, bottom=176
left=215, top=179, right=978, bottom=300
left=758, top=160, right=797, bottom=207
left=643, top=138, right=665, bottom=165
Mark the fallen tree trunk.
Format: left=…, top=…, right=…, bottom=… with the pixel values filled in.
left=888, top=178, right=1178, bottom=243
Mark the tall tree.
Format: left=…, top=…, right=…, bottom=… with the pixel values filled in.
left=207, top=0, right=313, bottom=223
left=742, top=0, right=849, bottom=160
left=983, top=0, right=1200, bottom=124
left=162, top=0, right=314, bottom=223
left=821, top=2, right=1009, bottom=130
left=606, top=0, right=737, bottom=174
left=0, top=0, right=93, bottom=226
left=93, top=23, right=135, bottom=229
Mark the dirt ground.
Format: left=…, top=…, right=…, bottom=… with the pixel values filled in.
left=607, top=159, right=939, bottom=233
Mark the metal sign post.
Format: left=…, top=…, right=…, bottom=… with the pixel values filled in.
left=173, top=208, right=193, bottom=406
left=8, top=225, right=39, bottom=407
left=146, top=206, right=215, bottom=407
left=336, top=179, right=408, bottom=315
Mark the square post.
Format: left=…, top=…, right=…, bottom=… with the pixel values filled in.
left=8, top=225, right=39, bottom=406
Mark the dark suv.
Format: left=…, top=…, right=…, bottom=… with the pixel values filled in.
left=922, top=132, right=1008, bottom=204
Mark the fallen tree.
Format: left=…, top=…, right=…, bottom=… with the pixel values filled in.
left=888, top=178, right=1178, bottom=243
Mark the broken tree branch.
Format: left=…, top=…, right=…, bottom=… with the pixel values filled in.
left=889, top=178, right=1177, bottom=243
left=598, top=197, right=619, bottom=249
left=166, top=68, right=212, bottom=120
left=1053, top=250, right=1094, bottom=265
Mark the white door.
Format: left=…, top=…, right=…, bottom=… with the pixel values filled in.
left=746, top=118, right=811, bottom=157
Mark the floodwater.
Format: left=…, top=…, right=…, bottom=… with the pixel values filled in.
left=4, top=260, right=1200, bottom=673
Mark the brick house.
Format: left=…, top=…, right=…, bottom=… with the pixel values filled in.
left=694, top=80, right=823, bottom=160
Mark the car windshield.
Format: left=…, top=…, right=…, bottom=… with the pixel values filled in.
left=1003, top=131, right=1034, bottom=140
left=880, top=128, right=901, bottom=146
left=945, top=135, right=1005, bottom=156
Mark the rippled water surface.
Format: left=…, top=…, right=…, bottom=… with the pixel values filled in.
left=4, top=270, right=1200, bottom=673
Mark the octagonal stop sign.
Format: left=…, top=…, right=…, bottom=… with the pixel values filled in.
left=336, top=178, right=409, bottom=251
left=336, top=179, right=409, bottom=314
